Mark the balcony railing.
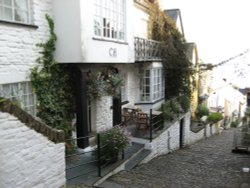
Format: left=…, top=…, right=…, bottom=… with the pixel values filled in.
left=134, top=37, right=165, bottom=62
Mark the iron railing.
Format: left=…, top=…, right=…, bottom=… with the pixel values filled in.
left=65, top=128, right=125, bottom=182
left=149, top=108, right=164, bottom=142
left=134, top=37, right=165, bottom=61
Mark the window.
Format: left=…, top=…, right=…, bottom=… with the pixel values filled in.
left=0, top=81, right=36, bottom=116
left=0, top=0, right=32, bottom=24
left=94, top=0, right=126, bottom=41
left=140, top=68, right=164, bottom=102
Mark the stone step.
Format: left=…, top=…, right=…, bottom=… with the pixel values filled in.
left=124, top=148, right=151, bottom=170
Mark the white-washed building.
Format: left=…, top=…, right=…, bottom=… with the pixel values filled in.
left=53, top=0, right=166, bottom=148
left=0, top=0, right=53, bottom=116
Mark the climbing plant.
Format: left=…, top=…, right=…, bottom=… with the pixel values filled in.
left=147, top=2, right=195, bottom=99
left=30, top=14, right=75, bottom=132
left=86, top=67, right=123, bottom=101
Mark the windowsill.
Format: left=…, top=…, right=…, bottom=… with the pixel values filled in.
left=0, top=20, right=38, bottom=29
left=135, top=97, right=165, bottom=105
left=92, top=37, right=128, bottom=45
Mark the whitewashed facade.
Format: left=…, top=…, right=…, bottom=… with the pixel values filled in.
left=0, top=0, right=53, bottom=116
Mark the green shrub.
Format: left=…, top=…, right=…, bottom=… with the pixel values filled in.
left=162, top=102, right=174, bottom=121
left=230, top=119, right=239, bottom=128
left=207, top=112, right=223, bottom=123
left=179, top=95, right=190, bottom=112
left=196, top=105, right=209, bottom=119
left=170, top=100, right=181, bottom=113
left=93, top=126, right=131, bottom=162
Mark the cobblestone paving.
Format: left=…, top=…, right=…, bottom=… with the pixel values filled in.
left=100, top=128, right=250, bottom=188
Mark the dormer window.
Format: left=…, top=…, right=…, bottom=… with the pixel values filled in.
left=0, top=0, right=32, bottom=24
left=94, top=0, right=126, bottom=41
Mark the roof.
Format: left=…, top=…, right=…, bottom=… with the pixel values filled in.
left=164, top=9, right=180, bottom=22
left=164, top=9, right=185, bottom=37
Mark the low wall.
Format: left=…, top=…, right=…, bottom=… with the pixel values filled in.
left=0, top=99, right=65, bottom=188
left=188, top=128, right=205, bottom=145
left=141, top=111, right=223, bottom=163
left=142, top=112, right=190, bottom=163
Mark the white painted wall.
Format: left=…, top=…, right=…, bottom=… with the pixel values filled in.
left=0, top=112, right=65, bottom=188
left=142, top=113, right=190, bottom=163
left=53, top=0, right=135, bottom=63
left=0, top=0, right=52, bottom=84
left=133, top=3, right=149, bottom=38
left=92, top=96, right=113, bottom=133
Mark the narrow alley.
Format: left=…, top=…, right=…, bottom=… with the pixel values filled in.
left=100, top=128, right=250, bottom=188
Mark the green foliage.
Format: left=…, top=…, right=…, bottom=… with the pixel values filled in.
left=0, top=97, right=6, bottom=103
left=94, top=126, right=131, bottom=161
left=196, top=105, right=209, bottom=119
left=207, top=112, right=223, bottom=124
left=30, top=14, right=75, bottom=131
left=148, top=2, right=194, bottom=100
left=179, top=95, right=190, bottom=112
left=162, top=101, right=174, bottom=121
left=86, top=67, right=122, bottom=100
left=245, top=107, right=250, bottom=116
left=162, top=96, right=188, bottom=121
left=230, top=119, right=239, bottom=128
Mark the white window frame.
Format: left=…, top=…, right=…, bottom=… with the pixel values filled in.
left=94, top=0, right=126, bottom=41
left=139, top=68, right=165, bottom=102
left=0, top=0, right=32, bottom=24
left=0, top=81, right=36, bottom=116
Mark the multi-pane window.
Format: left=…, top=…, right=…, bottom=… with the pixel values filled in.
left=0, top=0, right=32, bottom=24
left=0, top=82, right=36, bottom=116
left=94, top=0, right=126, bottom=41
left=140, top=68, right=164, bottom=102
left=140, top=70, right=151, bottom=102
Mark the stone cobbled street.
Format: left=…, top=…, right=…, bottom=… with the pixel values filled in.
left=100, top=128, right=250, bottom=188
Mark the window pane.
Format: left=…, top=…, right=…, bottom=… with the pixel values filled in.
left=3, top=7, right=12, bottom=20
left=14, top=0, right=28, bottom=10
left=15, top=9, right=28, bottom=22
left=3, top=0, right=12, bottom=6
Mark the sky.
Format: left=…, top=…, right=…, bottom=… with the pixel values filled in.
left=159, top=0, right=250, bottom=64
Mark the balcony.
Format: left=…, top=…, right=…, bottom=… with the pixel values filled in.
left=134, top=37, right=165, bottom=62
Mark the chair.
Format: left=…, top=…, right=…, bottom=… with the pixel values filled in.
left=135, top=112, right=148, bottom=131
left=122, top=109, right=132, bottom=126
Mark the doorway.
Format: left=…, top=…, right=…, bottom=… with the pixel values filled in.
left=179, top=118, right=184, bottom=148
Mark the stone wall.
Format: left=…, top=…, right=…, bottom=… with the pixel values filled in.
left=188, top=129, right=205, bottom=145
left=141, top=111, right=224, bottom=163
left=142, top=112, right=190, bottom=163
left=0, top=99, right=65, bottom=188
left=0, top=0, right=52, bottom=84
left=93, top=96, right=113, bottom=133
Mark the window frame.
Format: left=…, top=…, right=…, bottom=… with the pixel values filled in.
left=0, top=0, right=33, bottom=25
left=139, top=68, right=165, bottom=103
left=0, top=81, right=36, bottom=116
left=93, top=0, right=126, bottom=42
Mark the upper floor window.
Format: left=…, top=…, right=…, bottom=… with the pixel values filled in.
left=94, top=0, right=126, bottom=41
left=0, top=0, right=32, bottom=24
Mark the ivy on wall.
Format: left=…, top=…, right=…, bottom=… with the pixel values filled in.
left=30, top=14, right=75, bottom=132
left=147, top=2, right=195, bottom=100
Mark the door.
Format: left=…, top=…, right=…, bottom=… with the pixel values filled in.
left=179, top=118, right=184, bottom=148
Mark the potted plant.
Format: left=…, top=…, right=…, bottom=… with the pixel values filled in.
left=95, top=126, right=131, bottom=164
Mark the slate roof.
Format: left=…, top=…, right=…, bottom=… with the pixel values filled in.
left=164, top=9, right=180, bottom=22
